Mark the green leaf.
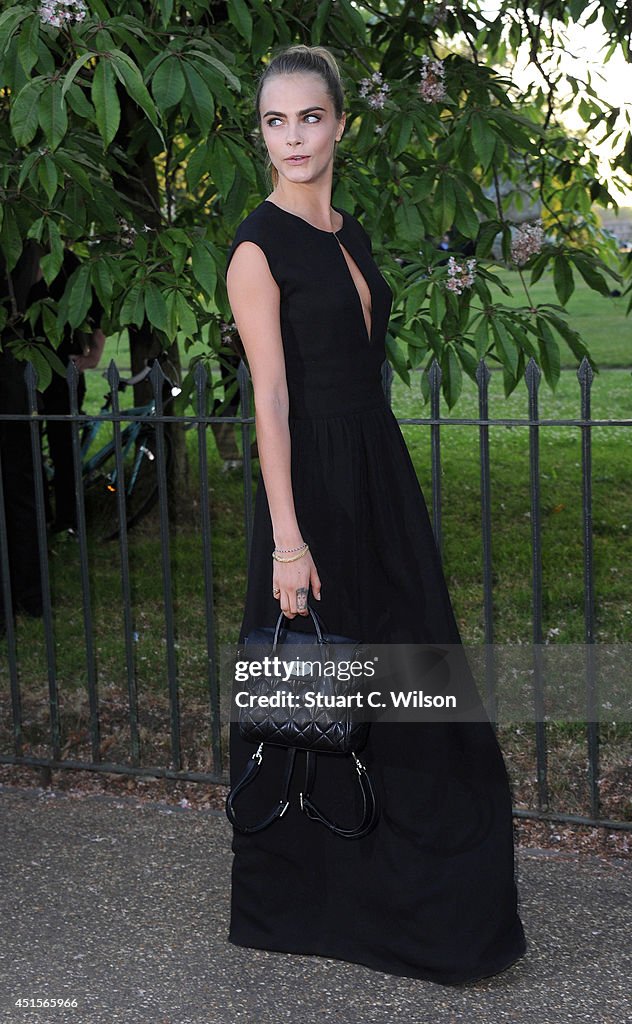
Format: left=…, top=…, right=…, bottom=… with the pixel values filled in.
left=144, top=281, right=168, bottom=331
left=394, top=202, right=424, bottom=245
left=187, top=50, right=241, bottom=93
left=18, top=152, right=39, bottom=190
left=221, top=135, right=257, bottom=184
left=311, top=0, right=331, bottom=43
left=17, top=13, right=39, bottom=76
left=26, top=216, right=45, bottom=242
left=476, top=219, right=502, bottom=258
left=92, top=260, right=113, bottom=310
left=385, top=333, right=410, bottom=386
left=61, top=52, right=94, bottom=99
left=67, top=264, right=93, bottom=329
left=210, top=135, right=235, bottom=197
left=436, top=174, right=456, bottom=233
left=191, top=240, right=217, bottom=299
left=473, top=314, right=489, bottom=359
left=394, top=114, right=413, bottom=157
left=165, top=290, right=178, bottom=340
left=572, top=257, right=612, bottom=297
left=38, top=155, right=59, bottom=203
left=492, top=319, right=519, bottom=376
left=175, top=291, right=197, bottom=340
left=453, top=180, right=479, bottom=237
left=536, top=316, right=561, bottom=389
left=429, top=284, right=446, bottom=326
left=151, top=56, right=186, bottom=111
left=55, top=152, right=93, bottom=195
left=441, top=345, right=463, bottom=408
left=553, top=255, right=574, bottom=304
left=158, top=0, right=174, bottom=28
left=110, top=50, right=161, bottom=136
left=470, top=111, right=496, bottom=171
left=337, top=0, right=366, bottom=39
left=40, top=300, right=60, bottom=351
left=227, top=0, right=252, bottom=44
left=186, top=141, right=212, bottom=191
left=10, top=77, right=46, bottom=147
left=0, top=205, right=23, bottom=272
left=120, top=282, right=145, bottom=328
left=182, top=61, right=215, bottom=131
left=40, top=220, right=64, bottom=285
left=38, top=81, right=68, bottom=150
left=92, top=58, right=120, bottom=147
left=0, top=8, right=29, bottom=55
left=65, top=83, right=95, bottom=120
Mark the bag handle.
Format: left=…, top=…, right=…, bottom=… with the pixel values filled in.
left=271, top=604, right=327, bottom=648
left=225, top=745, right=296, bottom=835
left=300, top=751, right=379, bottom=840
left=226, top=745, right=379, bottom=840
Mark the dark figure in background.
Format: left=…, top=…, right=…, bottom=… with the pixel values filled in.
left=0, top=243, right=45, bottom=634
left=27, top=251, right=106, bottom=533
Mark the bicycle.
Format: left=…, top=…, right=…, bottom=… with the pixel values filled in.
left=44, top=360, right=180, bottom=542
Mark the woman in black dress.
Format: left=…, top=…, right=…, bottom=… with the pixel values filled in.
left=225, top=44, right=527, bottom=985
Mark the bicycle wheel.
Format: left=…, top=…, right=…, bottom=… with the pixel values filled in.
left=84, top=427, right=173, bottom=541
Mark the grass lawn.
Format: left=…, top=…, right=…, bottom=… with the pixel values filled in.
left=489, top=266, right=631, bottom=369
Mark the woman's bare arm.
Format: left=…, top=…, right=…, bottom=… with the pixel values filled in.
left=226, top=241, right=321, bottom=616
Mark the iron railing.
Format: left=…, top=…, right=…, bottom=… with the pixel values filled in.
left=0, top=355, right=630, bottom=832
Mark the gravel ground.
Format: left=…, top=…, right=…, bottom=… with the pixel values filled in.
left=0, top=783, right=631, bottom=1024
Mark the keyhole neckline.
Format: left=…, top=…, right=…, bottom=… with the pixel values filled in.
left=263, top=199, right=373, bottom=342
left=263, top=199, right=345, bottom=235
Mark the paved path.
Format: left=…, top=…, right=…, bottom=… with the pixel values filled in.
left=0, top=785, right=630, bottom=1024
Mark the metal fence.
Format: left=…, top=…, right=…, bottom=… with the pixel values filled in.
left=0, top=355, right=630, bottom=833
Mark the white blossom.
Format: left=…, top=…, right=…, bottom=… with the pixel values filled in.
left=419, top=56, right=446, bottom=104
left=359, top=71, right=390, bottom=110
left=39, top=0, right=87, bottom=28
left=510, top=222, right=544, bottom=266
left=220, top=320, right=236, bottom=345
left=429, top=1, right=451, bottom=26
left=446, top=255, right=476, bottom=295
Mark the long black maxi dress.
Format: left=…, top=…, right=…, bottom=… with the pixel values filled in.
left=225, top=199, right=527, bottom=985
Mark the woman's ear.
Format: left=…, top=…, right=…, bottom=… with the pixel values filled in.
left=336, top=112, right=346, bottom=143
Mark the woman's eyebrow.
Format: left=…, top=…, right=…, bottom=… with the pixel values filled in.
left=262, top=106, right=327, bottom=117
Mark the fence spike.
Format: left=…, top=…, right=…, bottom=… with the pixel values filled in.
left=577, top=356, right=594, bottom=386
left=237, top=359, right=250, bottom=390
left=428, top=358, right=442, bottom=388
left=65, top=357, right=81, bottom=414
left=475, top=359, right=491, bottom=387
left=24, top=360, right=38, bottom=388
left=106, top=359, right=120, bottom=391
left=149, top=358, right=166, bottom=397
left=193, top=360, right=208, bottom=389
left=525, top=357, right=541, bottom=389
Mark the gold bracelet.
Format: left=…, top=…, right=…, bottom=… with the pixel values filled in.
left=272, top=544, right=309, bottom=563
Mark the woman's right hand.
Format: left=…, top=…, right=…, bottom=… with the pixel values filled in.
left=273, top=550, right=321, bottom=618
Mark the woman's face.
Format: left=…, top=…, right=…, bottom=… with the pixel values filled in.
left=259, top=72, right=345, bottom=188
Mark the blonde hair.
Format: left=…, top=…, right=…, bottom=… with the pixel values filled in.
left=254, top=45, right=345, bottom=188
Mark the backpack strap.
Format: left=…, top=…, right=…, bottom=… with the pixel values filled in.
left=299, top=751, right=379, bottom=840
left=226, top=744, right=296, bottom=834
left=226, top=746, right=379, bottom=840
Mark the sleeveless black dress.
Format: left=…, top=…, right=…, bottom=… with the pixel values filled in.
left=225, top=200, right=527, bottom=985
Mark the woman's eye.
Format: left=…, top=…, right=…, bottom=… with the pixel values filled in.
left=265, top=115, right=321, bottom=127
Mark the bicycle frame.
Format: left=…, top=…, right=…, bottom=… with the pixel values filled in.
left=82, top=401, right=156, bottom=495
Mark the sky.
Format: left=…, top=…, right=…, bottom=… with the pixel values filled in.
left=509, top=10, right=632, bottom=203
